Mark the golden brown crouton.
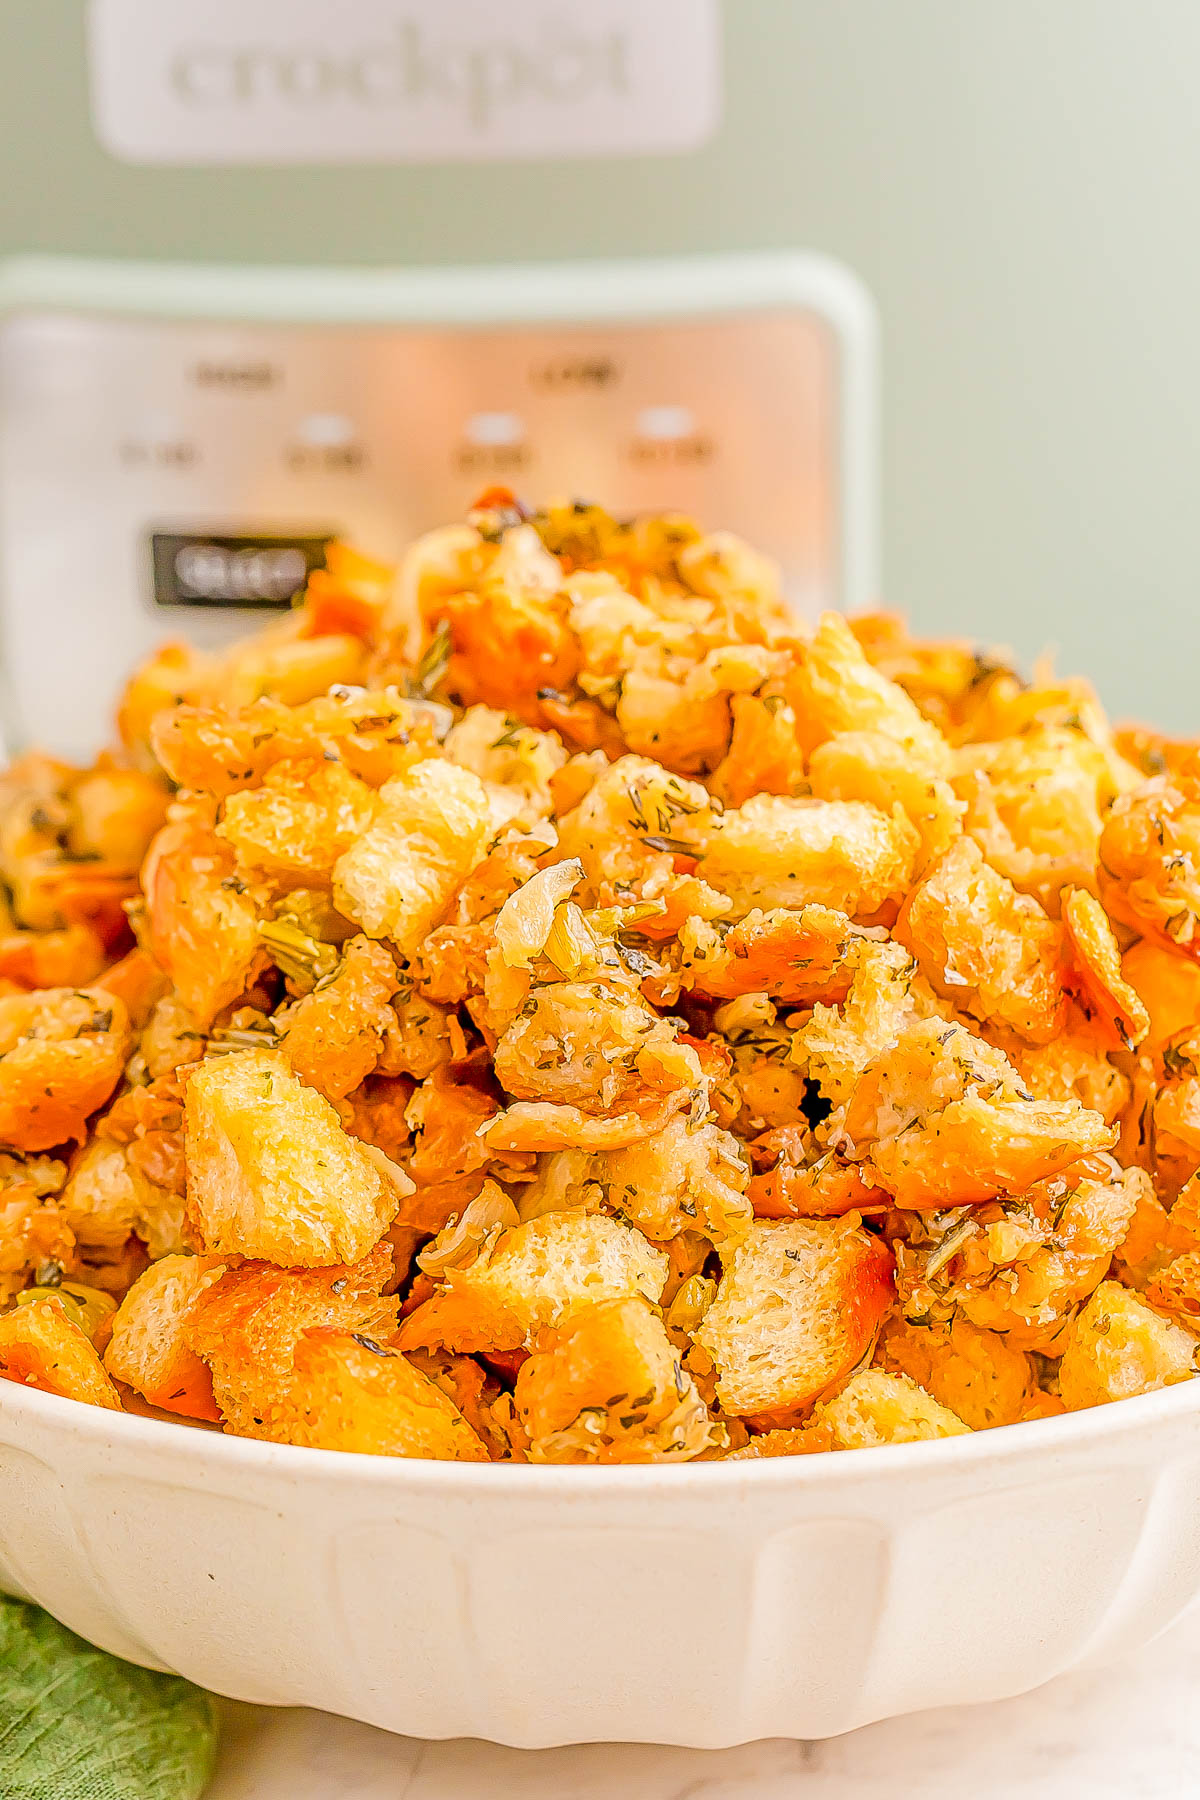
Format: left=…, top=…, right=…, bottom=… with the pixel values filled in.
left=0, top=1182, right=74, bottom=1307
left=480, top=1091, right=695, bottom=1154
left=1145, top=1248, right=1200, bottom=1321
left=1099, top=772, right=1200, bottom=956
left=0, top=1296, right=123, bottom=1410
left=0, top=988, right=131, bottom=1153
left=875, top=1315, right=1033, bottom=1430
left=897, top=1163, right=1145, bottom=1352
left=746, top=1139, right=888, bottom=1221
left=148, top=686, right=422, bottom=796
left=838, top=1017, right=1113, bottom=1207
left=988, top=1017, right=1130, bottom=1128
left=795, top=937, right=926, bottom=1110
left=678, top=905, right=865, bottom=1006
left=377, top=986, right=455, bottom=1081
left=443, top=703, right=567, bottom=827
left=697, top=794, right=919, bottom=921
left=1060, top=887, right=1149, bottom=1051
left=595, top=1116, right=751, bottom=1244
left=184, top=1048, right=408, bottom=1265
left=184, top=1245, right=397, bottom=1439
left=68, top=766, right=171, bottom=872
left=332, top=759, right=494, bottom=955
left=142, top=815, right=266, bottom=1028
left=1121, top=937, right=1200, bottom=1059
left=953, top=724, right=1121, bottom=905
left=397, top=1211, right=669, bottom=1355
left=555, top=755, right=716, bottom=888
left=895, top=837, right=1066, bottom=1043
left=278, top=936, right=399, bottom=1103
left=1058, top=1280, right=1197, bottom=1410
left=866, top=1089, right=1113, bottom=1209
left=493, top=980, right=701, bottom=1113
left=286, top=1329, right=490, bottom=1460
left=217, top=758, right=378, bottom=882
left=60, top=1137, right=187, bottom=1261
left=515, top=1298, right=721, bottom=1463
left=104, top=1252, right=225, bottom=1421
left=726, top=1426, right=831, bottom=1459
left=808, top=730, right=964, bottom=867
left=613, top=667, right=732, bottom=775
left=694, top=1217, right=894, bottom=1417
left=1115, top=1182, right=1199, bottom=1287
left=135, top=992, right=207, bottom=1083
left=811, top=1368, right=968, bottom=1447
left=709, top=691, right=806, bottom=807
left=787, top=612, right=951, bottom=771
left=416, top=521, right=577, bottom=722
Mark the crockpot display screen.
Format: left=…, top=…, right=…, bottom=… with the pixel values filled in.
left=150, top=530, right=336, bottom=610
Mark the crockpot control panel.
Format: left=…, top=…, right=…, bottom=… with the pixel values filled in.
left=0, top=256, right=877, bottom=755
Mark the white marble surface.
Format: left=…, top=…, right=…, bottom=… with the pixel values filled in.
left=206, top=1605, right=1200, bottom=1799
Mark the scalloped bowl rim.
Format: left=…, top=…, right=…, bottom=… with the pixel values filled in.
left=3, top=1367, right=1199, bottom=1490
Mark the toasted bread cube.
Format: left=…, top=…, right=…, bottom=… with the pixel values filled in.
left=0, top=1297, right=122, bottom=1410
left=217, top=758, right=378, bottom=882
left=876, top=1315, right=1033, bottom=1430
left=796, top=938, right=924, bottom=1109
left=555, top=755, right=717, bottom=886
left=1121, top=937, right=1200, bottom=1058
left=332, top=759, right=494, bottom=955
left=680, top=904, right=864, bottom=1006
left=515, top=1297, right=721, bottom=1463
left=694, top=1218, right=894, bottom=1417
left=895, top=836, right=1065, bottom=1043
left=286, top=1329, right=490, bottom=1459
left=279, top=935, right=399, bottom=1103
left=397, top=1212, right=669, bottom=1355
left=0, top=988, right=131, bottom=1153
left=60, top=1136, right=187, bottom=1260
left=951, top=1166, right=1144, bottom=1350
left=142, top=816, right=265, bottom=1029
left=1058, top=1281, right=1197, bottom=1411
left=104, top=1253, right=225, bottom=1421
left=709, top=691, right=806, bottom=808
left=480, top=1094, right=693, bottom=1153
left=697, top=794, right=918, bottom=921
left=787, top=611, right=951, bottom=770
left=1098, top=772, right=1200, bottom=956
left=443, top=703, right=567, bottom=826
left=1115, top=1183, right=1198, bottom=1287
left=807, top=730, right=963, bottom=866
left=614, top=666, right=732, bottom=774
left=837, top=1016, right=1114, bottom=1207
left=953, top=723, right=1119, bottom=906
left=1061, top=887, right=1149, bottom=1051
left=184, top=1244, right=397, bottom=1440
left=813, top=1369, right=969, bottom=1447
left=1146, top=1248, right=1200, bottom=1321
left=494, top=981, right=701, bottom=1110
left=595, top=1116, right=751, bottom=1245
left=185, top=1048, right=405, bottom=1265
left=727, top=1427, right=832, bottom=1459
left=0, top=1188, right=75, bottom=1309
left=869, top=1090, right=1114, bottom=1207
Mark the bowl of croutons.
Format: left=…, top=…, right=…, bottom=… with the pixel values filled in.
left=0, top=494, right=1198, bottom=1746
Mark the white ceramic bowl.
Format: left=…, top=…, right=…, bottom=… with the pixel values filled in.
left=2, top=1379, right=1200, bottom=1748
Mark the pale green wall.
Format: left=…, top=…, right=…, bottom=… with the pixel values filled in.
left=2, top=1, right=1199, bottom=728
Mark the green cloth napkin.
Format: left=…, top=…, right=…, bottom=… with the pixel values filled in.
left=0, top=1597, right=218, bottom=1799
